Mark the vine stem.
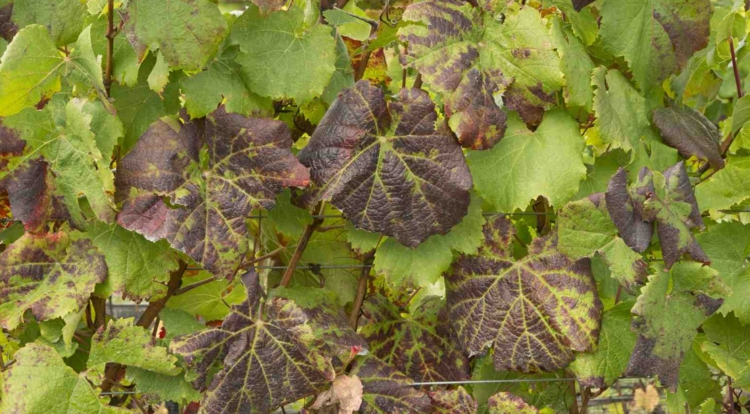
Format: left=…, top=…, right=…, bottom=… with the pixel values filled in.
left=279, top=203, right=326, bottom=287
left=721, top=37, right=744, bottom=156
left=99, top=261, right=187, bottom=393
left=104, top=0, right=115, bottom=96
left=728, top=377, right=736, bottom=414
left=349, top=251, right=375, bottom=329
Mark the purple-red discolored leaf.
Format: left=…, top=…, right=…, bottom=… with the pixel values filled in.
left=0, top=158, right=69, bottom=231
left=429, top=387, right=477, bottom=414
left=297, top=81, right=472, bottom=248
left=171, top=269, right=363, bottom=414
left=446, top=216, right=602, bottom=373
left=359, top=294, right=470, bottom=383
left=0, top=231, right=107, bottom=330
left=487, top=392, right=538, bottom=414
left=571, top=0, right=596, bottom=12
left=116, top=107, right=309, bottom=278
left=652, top=106, right=724, bottom=170
left=348, top=356, right=432, bottom=414
left=605, top=168, right=654, bottom=253
left=445, top=69, right=508, bottom=150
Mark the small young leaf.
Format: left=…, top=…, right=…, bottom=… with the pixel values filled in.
left=298, top=81, right=472, bottom=247
left=446, top=216, right=602, bottom=373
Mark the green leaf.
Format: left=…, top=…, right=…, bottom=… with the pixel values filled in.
left=86, top=318, right=180, bottom=378
left=731, top=95, right=750, bottom=134
left=700, top=313, right=750, bottom=383
left=116, top=107, right=309, bottom=277
left=348, top=356, right=432, bottom=414
left=86, top=221, right=179, bottom=301
left=0, top=231, right=106, bottom=330
left=665, top=344, right=721, bottom=413
left=321, top=33, right=355, bottom=106
left=158, top=308, right=205, bottom=341
left=599, top=0, right=711, bottom=92
left=0, top=343, right=130, bottom=414
left=446, top=216, right=602, bottom=372
left=592, top=67, right=650, bottom=153
left=123, top=0, right=228, bottom=71
left=230, top=3, right=336, bottom=102
left=181, top=45, right=273, bottom=119
left=0, top=25, right=63, bottom=117
left=166, top=271, right=246, bottom=321
left=570, top=301, right=636, bottom=388
left=89, top=12, right=140, bottom=87
left=695, top=156, right=750, bottom=211
left=487, top=392, right=539, bottom=414
left=323, top=5, right=372, bottom=42
left=171, top=269, right=355, bottom=414
left=127, top=368, right=201, bottom=404
left=468, top=110, right=586, bottom=212
left=298, top=81, right=472, bottom=247
left=359, top=294, right=469, bottom=382
left=696, top=221, right=750, bottom=323
left=373, top=193, right=484, bottom=286
left=11, top=0, right=87, bottom=46
left=557, top=195, right=648, bottom=291
left=626, top=262, right=727, bottom=390
left=551, top=18, right=595, bottom=115
left=146, top=51, right=169, bottom=93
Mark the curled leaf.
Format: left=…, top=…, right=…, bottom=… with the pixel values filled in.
left=652, top=106, right=724, bottom=170
left=298, top=81, right=472, bottom=247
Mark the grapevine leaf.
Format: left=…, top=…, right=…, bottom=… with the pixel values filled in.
left=348, top=356, right=432, bottom=414
left=695, top=156, right=750, bottom=212
left=89, top=12, right=140, bottom=87
left=467, top=110, right=586, bottom=212
left=592, top=67, right=650, bottom=154
left=86, top=221, right=179, bottom=301
left=146, top=51, right=169, bottom=93
left=86, top=318, right=180, bottom=378
left=558, top=195, right=648, bottom=291
left=652, top=106, right=724, bottom=170
left=570, top=301, right=637, bottom=388
left=298, top=81, right=472, bottom=248
left=626, top=262, right=727, bottom=390
left=732, top=95, right=750, bottom=134
left=127, top=368, right=202, bottom=405
left=605, top=168, right=654, bottom=253
left=487, top=392, right=538, bottom=414
left=4, top=98, right=117, bottom=223
left=446, top=216, right=602, bottom=373
left=322, top=33, right=355, bottom=106
left=399, top=1, right=563, bottom=147
left=665, top=344, right=721, bottom=413
left=0, top=231, right=107, bottom=330
left=116, top=107, right=309, bottom=277
left=359, top=294, right=470, bottom=382
left=0, top=158, right=69, bottom=231
left=123, top=0, right=228, bottom=71
left=428, top=387, right=477, bottom=414
left=171, top=269, right=344, bottom=414
left=181, top=46, right=273, bottom=119
left=373, top=193, right=484, bottom=286
left=309, top=375, right=363, bottom=414
left=0, top=343, right=130, bottom=414
left=571, top=0, right=596, bottom=12
left=0, top=1, right=16, bottom=41
left=640, top=162, right=709, bottom=269
left=166, top=271, right=247, bottom=322
left=110, top=57, right=177, bottom=153
left=11, top=0, right=86, bottom=46
left=696, top=222, right=750, bottom=323
left=599, top=0, right=711, bottom=92
left=551, top=17, right=595, bottom=114
left=0, top=25, right=63, bottom=117
left=229, top=3, right=336, bottom=102
left=700, top=314, right=750, bottom=385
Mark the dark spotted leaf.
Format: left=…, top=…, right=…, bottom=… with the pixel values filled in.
left=116, top=107, right=309, bottom=278
left=605, top=168, right=654, bottom=253
left=348, top=356, right=432, bottom=414
left=0, top=158, right=69, bottom=231
left=359, top=294, right=470, bottom=382
left=558, top=194, right=648, bottom=292
left=446, top=216, right=602, bottom=373
left=487, top=392, right=538, bottom=414
left=571, top=0, right=596, bottom=11
left=399, top=1, right=562, bottom=147
left=429, top=387, right=477, bottom=414
left=171, top=269, right=362, bottom=414
left=626, top=262, right=728, bottom=389
left=653, top=106, right=724, bottom=170
left=0, top=230, right=107, bottom=330
left=297, top=81, right=472, bottom=248
left=640, top=162, right=709, bottom=268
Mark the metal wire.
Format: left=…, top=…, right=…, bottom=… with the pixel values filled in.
left=186, top=264, right=373, bottom=271
left=409, top=378, right=576, bottom=386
